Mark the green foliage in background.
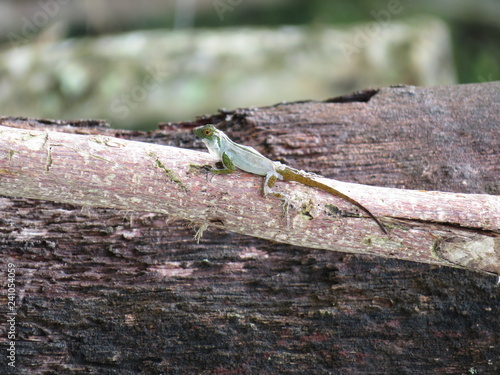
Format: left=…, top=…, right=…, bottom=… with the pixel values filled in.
left=195, top=0, right=500, bottom=84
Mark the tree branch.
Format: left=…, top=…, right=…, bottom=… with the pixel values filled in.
left=1, top=122, right=498, bottom=275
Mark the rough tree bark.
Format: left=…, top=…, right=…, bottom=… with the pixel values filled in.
left=0, top=82, right=499, bottom=374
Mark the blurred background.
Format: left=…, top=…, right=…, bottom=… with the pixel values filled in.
left=0, top=0, right=498, bottom=130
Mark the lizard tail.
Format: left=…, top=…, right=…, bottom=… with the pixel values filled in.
left=281, top=170, right=388, bottom=234
left=316, top=181, right=388, bottom=234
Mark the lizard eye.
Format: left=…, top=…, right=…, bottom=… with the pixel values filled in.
left=204, top=129, right=211, bottom=136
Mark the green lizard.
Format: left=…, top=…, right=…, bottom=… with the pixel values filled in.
left=193, top=124, right=387, bottom=234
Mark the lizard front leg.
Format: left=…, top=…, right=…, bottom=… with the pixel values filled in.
left=209, top=152, right=236, bottom=174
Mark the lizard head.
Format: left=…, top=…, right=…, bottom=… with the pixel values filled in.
left=193, top=124, right=218, bottom=141
left=193, top=124, right=223, bottom=156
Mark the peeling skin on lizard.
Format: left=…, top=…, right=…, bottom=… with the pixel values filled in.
left=193, top=124, right=388, bottom=234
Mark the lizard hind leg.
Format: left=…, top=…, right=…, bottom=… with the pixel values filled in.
left=263, top=172, right=291, bottom=216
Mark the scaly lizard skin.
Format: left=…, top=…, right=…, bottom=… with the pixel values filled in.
left=193, top=124, right=387, bottom=234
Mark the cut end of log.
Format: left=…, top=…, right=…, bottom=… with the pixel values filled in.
left=434, top=235, right=500, bottom=276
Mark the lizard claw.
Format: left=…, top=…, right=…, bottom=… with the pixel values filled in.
left=270, top=192, right=292, bottom=223
left=280, top=195, right=292, bottom=227
left=281, top=197, right=291, bottom=216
